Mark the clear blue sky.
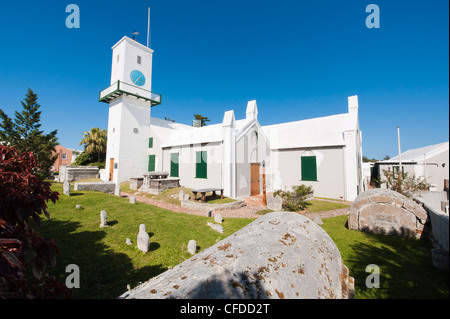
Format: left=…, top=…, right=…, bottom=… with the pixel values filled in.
left=0, top=0, right=448, bottom=159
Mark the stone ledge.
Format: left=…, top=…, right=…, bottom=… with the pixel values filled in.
left=180, top=199, right=245, bottom=212
left=74, top=182, right=116, bottom=194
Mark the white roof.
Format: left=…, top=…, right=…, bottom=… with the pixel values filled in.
left=383, top=141, right=449, bottom=163
left=261, top=113, right=356, bottom=149
left=151, top=117, right=253, bottom=147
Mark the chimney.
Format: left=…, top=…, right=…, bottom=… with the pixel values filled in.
left=348, top=95, right=358, bottom=114
left=192, top=119, right=202, bottom=127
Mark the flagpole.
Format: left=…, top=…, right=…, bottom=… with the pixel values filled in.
left=147, top=6, right=151, bottom=48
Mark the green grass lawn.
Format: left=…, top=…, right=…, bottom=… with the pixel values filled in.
left=304, top=199, right=349, bottom=212
left=321, top=215, right=449, bottom=299
left=41, top=182, right=448, bottom=299
left=41, top=182, right=254, bottom=299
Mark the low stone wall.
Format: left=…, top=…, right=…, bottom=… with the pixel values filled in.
left=58, top=165, right=100, bottom=182
left=119, top=212, right=354, bottom=299
left=74, top=182, right=116, bottom=194
left=348, top=188, right=428, bottom=238
left=180, top=199, right=245, bottom=212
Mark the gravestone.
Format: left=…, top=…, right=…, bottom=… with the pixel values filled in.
left=115, top=184, right=121, bottom=197
left=207, top=210, right=212, bottom=217
left=187, top=240, right=197, bottom=255
left=100, top=210, right=108, bottom=228
left=214, top=213, right=223, bottom=224
left=129, top=196, right=136, bottom=204
left=267, top=194, right=283, bottom=211
left=137, top=224, right=150, bottom=253
left=178, top=190, right=185, bottom=201
left=63, top=180, right=71, bottom=196
left=313, top=215, right=323, bottom=225
left=75, top=204, right=83, bottom=210
left=207, top=222, right=224, bottom=234
left=126, top=238, right=132, bottom=245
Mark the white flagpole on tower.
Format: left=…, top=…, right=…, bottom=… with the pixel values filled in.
left=147, top=6, right=151, bottom=48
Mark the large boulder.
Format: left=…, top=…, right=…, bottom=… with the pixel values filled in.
left=348, top=189, right=428, bottom=238
left=119, top=212, right=354, bottom=299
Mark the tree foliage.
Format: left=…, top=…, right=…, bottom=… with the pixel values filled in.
left=381, top=168, right=430, bottom=197
left=79, top=127, right=107, bottom=162
left=0, top=144, right=71, bottom=298
left=0, top=89, right=58, bottom=180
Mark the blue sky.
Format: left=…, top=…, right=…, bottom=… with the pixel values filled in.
left=0, top=0, right=448, bottom=159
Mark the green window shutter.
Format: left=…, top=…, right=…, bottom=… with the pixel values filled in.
left=149, top=137, right=153, bottom=148
left=170, top=153, right=179, bottom=177
left=301, top=156, right=317, bottom=181
left=148, top=155, right=155, bottom=172
left=196, top=151, right=207, bottom=179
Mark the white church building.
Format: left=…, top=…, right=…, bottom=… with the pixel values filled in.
left=100, top=36, right=364, bottom=201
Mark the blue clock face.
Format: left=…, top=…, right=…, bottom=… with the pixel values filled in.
left=130, top=70, right=145, bottom=86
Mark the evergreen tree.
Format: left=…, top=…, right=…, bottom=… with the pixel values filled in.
left=0, top=89, right=58, bottom=180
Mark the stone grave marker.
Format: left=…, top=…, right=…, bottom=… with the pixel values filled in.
left=137, top=224, right=150, bottom=253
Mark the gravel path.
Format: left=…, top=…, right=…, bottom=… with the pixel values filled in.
left=122, top=192, right=350, bottom=220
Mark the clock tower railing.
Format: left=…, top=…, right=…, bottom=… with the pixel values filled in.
left=99, top=80, right=161, bottom=106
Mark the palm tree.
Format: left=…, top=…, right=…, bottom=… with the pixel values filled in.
left=79, top=127, right=107, bottom=161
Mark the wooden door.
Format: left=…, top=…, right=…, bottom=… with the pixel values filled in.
left=109, top=158, right=114, bottom=181
left=250, top=163, right=260, bottom=196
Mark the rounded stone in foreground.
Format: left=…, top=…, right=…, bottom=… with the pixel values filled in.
left=119, top=212, right=354, bottom=299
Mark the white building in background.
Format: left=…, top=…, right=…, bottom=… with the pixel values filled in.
left=100, top=36, right=364, bottom=201
left=375, top=141, right=449, bottom=191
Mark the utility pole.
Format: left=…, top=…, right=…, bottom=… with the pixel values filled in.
left=397, top=126, right=402, bottom=192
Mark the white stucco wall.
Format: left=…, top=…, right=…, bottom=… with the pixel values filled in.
left=161, top=142, right=223, bottom=190
left=105, top=96, right=151, bottom=184
left=270, top=147, right=346, bottom=200
left=236, top=124, right=270, bottom=198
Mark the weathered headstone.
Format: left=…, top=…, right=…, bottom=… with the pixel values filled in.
left=214, top=213, right=223, bottom=224
left=100, top=210, right=108, bottom=228
left=63, top=180, right=71, bottom=196
left=207, top=222, right=224, bottom=234
left=178, top=190, right=185, bottom=201
left=126, top=238, right=132, bottom=245
left=187, top=240, right=197, bottom=255
left=129, top=196, right=136, bottom=204
left=137, top=224, right=150, bottom=253
left=207, top=210, right=212, bottom=217
left=313, top=215, right=323, bottom=225
left=115, top=184, right=121, bottom=197
left=183, top=194, right=190, bottom=200
left=267, top=194, right=283, bottom=211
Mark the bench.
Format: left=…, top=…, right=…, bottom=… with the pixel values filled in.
left=191, top=188, right=224, bottom=203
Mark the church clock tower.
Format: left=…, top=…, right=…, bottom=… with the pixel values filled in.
left=99, top=36, right=161, bottom=184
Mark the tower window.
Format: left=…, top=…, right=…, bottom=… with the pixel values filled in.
left=137, top=55, right=142, bottom=64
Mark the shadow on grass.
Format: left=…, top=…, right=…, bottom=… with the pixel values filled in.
left=345, top=231, right=449, bottom=299
left=41, top=219, right=167, bottom=299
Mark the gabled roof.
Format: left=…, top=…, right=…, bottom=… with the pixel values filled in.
left=382, top=141, right=449, bottom=163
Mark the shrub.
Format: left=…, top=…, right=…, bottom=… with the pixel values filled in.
left=0, top=144, right=71, bottom=298
left=274, top=184, right=313, bottom=211
left=381, top=169, right=430, bottom=197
